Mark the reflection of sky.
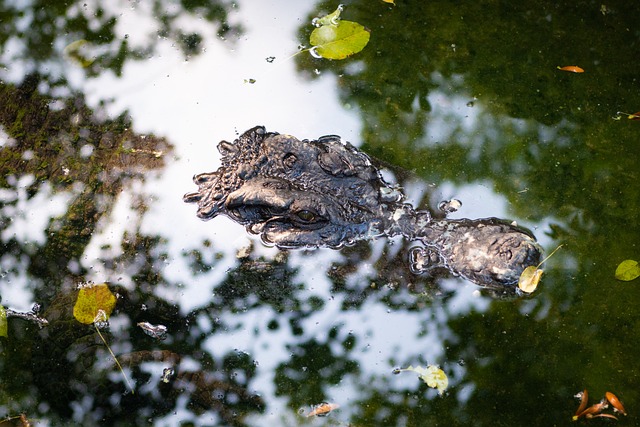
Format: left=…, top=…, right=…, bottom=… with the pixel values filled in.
left=0, top=1, right=557, bottom=424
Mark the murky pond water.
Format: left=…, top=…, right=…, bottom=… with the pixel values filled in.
left=1, top=1, right=639, bottom=426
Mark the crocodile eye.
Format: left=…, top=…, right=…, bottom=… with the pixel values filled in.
left=295, top=210, right=316, bottom=223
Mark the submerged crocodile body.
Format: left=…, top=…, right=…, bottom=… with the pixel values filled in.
left=184, top=126, right=542, bottom=291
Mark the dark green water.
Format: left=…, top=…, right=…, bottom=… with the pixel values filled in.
left=1, top=1, right=639, bottom=426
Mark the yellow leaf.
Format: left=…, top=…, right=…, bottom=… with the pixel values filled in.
left=517, top=244, right=563, bottom=294
left=0, top=305, right=7, bottom=337
left=615, top=260, right=640, bottom=281
left=518, top=266, right=543, bottom=293
left=73, top=283, right=117, bottom=325
left=394, top=364, right=449, bottom=395
left=382, top=0, right=395, bottom=3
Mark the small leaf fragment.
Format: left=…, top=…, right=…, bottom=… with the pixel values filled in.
left=63, top=39, right=96, bottom=67
left=518, top=266, right=544, bottom=293
left=307, top=402, right=340, bottom=417
left=137, top=321, right=168, bottom=340
left=73, top=283, right=117, bottom=325
left=162, top=367, right=175, bottom=383
left=557, top=65, right=584, bottom=73
left=395, top=365, right=449, bottom=395
left=0, top=305, right=7, bottom=338
left=615, top=260, right=640, bottom=281
left=313, top=5, right=344, bottom=27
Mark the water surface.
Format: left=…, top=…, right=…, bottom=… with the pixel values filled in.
left=1, top=1, right=639, bottom=426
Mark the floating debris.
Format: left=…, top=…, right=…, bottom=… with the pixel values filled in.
left=573, top=389, right=627, bottom=421
left=307, top=402, right=340, bottom=417
left=438, top=198, right=462, bottom=214
left=137, top=322, right=168, bottom=340
left=605, top=391, right=627, bottom=416
left=161, top=367, right=175, bottom=383
left=394, top=365, right=448, bottom=395
left=557, top=65, right=584, bottom=73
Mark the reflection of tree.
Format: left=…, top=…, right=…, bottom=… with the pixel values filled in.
left=292, top=1, right=640, bottom=425
left=2, top=1, right=639, bottom=425
left=0, top=0, right=241, bottom=82
left=0, top=75, right=441, bottom=423
left=1, top=75, right=171, bottom=283
left=296, top=0, right=640, bottom=227
left=0, top=77, right=265, bottom=425
left=275, top=334, right=359, bottom=410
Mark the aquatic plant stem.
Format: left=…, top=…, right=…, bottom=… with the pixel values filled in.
left=536, top=244, right=564, bottom=268
left=94, top=324, right=135, bottom=394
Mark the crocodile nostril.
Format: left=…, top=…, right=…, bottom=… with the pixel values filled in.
left=283, top=152, right=297, bottom=168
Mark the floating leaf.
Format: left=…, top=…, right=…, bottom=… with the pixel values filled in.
left=307, top=402, right=340, bottom=417
left=73, top=283, right=117, bottom=325
left=383, top=0, right=396, bottom=4
left=613, top=111, right=640, bottom=121
left=605, top=391, right=627, bottom=416
left=0, top=304, right=7, bottom=338
left=72, top=283, right=133, bottom=393
left=394, top=365, right=448, bottom=395
left=573, top=389, right=588, bottom=421
left=557, top=65, right=584, bottom=73
left=615, top=260, right=640, bottom=281
left=517, top=244, right=563, bottom=294
left=518, top=266, right=544, bottom=293
left=309, top=6, right=370, bottom=60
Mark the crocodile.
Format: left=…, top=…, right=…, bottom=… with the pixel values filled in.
left=184, top=126, right=542, bottom=292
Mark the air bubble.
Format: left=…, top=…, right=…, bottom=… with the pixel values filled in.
left=438, top=198, right=462, bottom=214
left=309, top=47, right=322, bottom=59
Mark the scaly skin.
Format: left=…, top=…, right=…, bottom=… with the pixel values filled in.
left=184, top=126, right=542, bottom=291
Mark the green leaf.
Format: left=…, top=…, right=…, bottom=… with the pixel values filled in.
left=309, top=6, right=370, bottom=60
left=0, top=305, right=7, bottom=338
left=73, top=283, right=117, bottom=324
left=615, top=260, right=640, bottom=281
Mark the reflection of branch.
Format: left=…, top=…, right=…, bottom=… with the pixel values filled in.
left=176, top=371, right=265, bottom=421
left=6, top=306, right=49, bottom=328
left=114, top=350, right=264, bottom=423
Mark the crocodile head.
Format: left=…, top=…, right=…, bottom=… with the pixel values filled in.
left=183, top=126, right=403, bottom=248
left=185, top=126, right=543, bottom=292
